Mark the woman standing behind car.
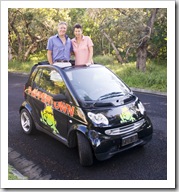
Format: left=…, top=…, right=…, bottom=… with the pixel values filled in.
left=71, top=23, right=94, bottom=66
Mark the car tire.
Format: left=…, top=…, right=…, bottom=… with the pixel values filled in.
left=20, top=108, right=36, bottom=134
left=77, top=132, right=93, bottom=166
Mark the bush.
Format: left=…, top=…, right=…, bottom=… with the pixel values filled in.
left=94, top=55, right=115, bottom=65
left=104, top=61, right=167, bottom=92
left=8, top=60, right=35, bottom=73
left=28, top=50, right=47, bottom=62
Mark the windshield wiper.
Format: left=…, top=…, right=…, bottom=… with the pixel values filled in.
left=93, top=92, right=125, bottom=107
left=98, top=92, right=125, bottom=100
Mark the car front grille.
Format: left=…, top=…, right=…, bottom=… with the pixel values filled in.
left=105, top=118, right=145, bottom=136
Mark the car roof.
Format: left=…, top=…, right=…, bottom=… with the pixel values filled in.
left=58, top=64, right=105, bottom=72
left=34, top=62, right=105, bottom=74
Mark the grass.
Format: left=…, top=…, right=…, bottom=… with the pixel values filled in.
left=94, top=55, right=167, bottom=92
left=8, top=50, right=47, bottom=73
left=8, top=165, right=20, bottom=180
left=8, top=165, right=27, bottom=180
left=107, top=62, right=166, bottom=92
left=8, top=54, right=167, bottom=92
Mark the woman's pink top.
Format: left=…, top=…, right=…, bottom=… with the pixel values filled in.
left=71, top=36, right=94, bottom=65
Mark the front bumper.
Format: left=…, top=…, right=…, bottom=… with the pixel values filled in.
left=88, top=116, right=153, bottom=161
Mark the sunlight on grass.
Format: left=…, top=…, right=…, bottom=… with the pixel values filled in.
left=9, top=60, right=38, bottom=73
left=21, top=63, right=34, bottom=72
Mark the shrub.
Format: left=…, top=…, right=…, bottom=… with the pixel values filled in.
left=94, top=55, right=114, bottom=65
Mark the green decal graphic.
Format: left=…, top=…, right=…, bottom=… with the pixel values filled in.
left=40, top=105, right=59, bottom=134
left=120, top=107, right=136, bottom=123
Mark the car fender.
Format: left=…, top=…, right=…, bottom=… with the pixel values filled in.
left=69, top=124, right=88, bottom=135
left=19, top=101, right=33, bottom=115
left=67, top=124, right=90, bottom=148
left=68, top=124, right=100, bottom=150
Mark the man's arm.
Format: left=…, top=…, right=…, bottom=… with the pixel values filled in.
left=47, top=50, right=53, bottom=65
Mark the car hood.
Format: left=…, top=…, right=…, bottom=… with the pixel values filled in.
left=84, top=97, right=145, bottom=127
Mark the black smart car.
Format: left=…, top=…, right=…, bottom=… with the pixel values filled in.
left=19, top=61, right=153, bottom=166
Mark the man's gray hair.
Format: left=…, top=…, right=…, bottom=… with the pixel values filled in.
left=58, top=21, right=68, bottom=27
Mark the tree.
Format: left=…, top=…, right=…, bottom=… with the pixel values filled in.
left=148, top=9, right=167, bottom=60
left=8, top=8, right=166, bottom=66
left=136, top=8, right=159, bottom=72
left=86, top=8, right=124, bottom=63
left=8, top=8, right=70, bottom=61
left=101, top=29, right=123, bottom=63
left=87, top=8, right=164, bottom=70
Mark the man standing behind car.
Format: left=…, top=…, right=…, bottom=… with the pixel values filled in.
left=46, top=21, right=73, bottom=66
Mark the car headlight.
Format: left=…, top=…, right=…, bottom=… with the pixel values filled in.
left=87, top=112, right=109, bottom=126
left=138, top=101, right=145, bottom=115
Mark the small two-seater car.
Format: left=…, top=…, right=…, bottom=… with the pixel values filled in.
left=19, top=61, right=153, bottom=166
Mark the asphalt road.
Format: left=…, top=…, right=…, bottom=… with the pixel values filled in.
left=8, top=72, right=167, bottom=180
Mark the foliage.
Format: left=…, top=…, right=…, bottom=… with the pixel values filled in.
left=104, top=59, right=167, bottom=92
left=8, top=8, right=70, bottom=61
left=28, top=50, right=47, bottom=61
left=94, top=54, right=115, bottom=65
left=8, top=8, right=167, bottom=64
left=149, top=9, right=167, bottom=60
left=8, top=60, right=37, bottom=73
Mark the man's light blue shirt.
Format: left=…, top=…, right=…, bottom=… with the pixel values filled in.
left=46, top=34, right=73, bottom=62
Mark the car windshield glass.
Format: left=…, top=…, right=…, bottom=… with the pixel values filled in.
left=65, top=66, right=130, bottom=102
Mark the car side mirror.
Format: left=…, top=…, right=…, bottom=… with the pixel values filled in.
left=53, top=94, right=67, bottom=101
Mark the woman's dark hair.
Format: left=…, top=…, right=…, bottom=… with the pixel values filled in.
left=73, top=23, right=82, bottom=31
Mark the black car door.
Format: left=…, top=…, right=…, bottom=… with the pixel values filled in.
left=30, top=67, right=69, bottom=138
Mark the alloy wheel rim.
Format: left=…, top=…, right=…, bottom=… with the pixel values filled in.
left=21, top=112, right=30, bottom=132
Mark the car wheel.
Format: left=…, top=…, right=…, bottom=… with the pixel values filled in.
left=20, top=108, right=36, bottom=134
left=77, top=132, right=93, bottom=166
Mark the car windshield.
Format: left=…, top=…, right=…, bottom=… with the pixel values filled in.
left=65, top=66, right=130, bottom=102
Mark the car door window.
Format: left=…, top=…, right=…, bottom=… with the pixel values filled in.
left=33, top=68, right=42, bottom=87
left=34, top=68, right=66, bottom=95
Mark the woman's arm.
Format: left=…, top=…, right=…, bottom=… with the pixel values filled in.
left=88, top=46, right=94, bottom=64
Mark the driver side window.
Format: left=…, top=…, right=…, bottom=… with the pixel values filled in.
left=34, top=68, right=66, bottom=95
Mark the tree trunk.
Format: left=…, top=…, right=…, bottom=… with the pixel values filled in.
left=10, top=23, right=23, bottom=56
left=23, top=42, right=37, bottom=61
left=101, top=30, right=123, bottom=63
left=136, top=45, right=147, bottom=71
left=136, top=8, right=159, bottom=72
left=8, top=45, right=13, bottom=61
left=23, top=37, right=47, bottom=61
left=8, top=37, right=13, bottom=61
